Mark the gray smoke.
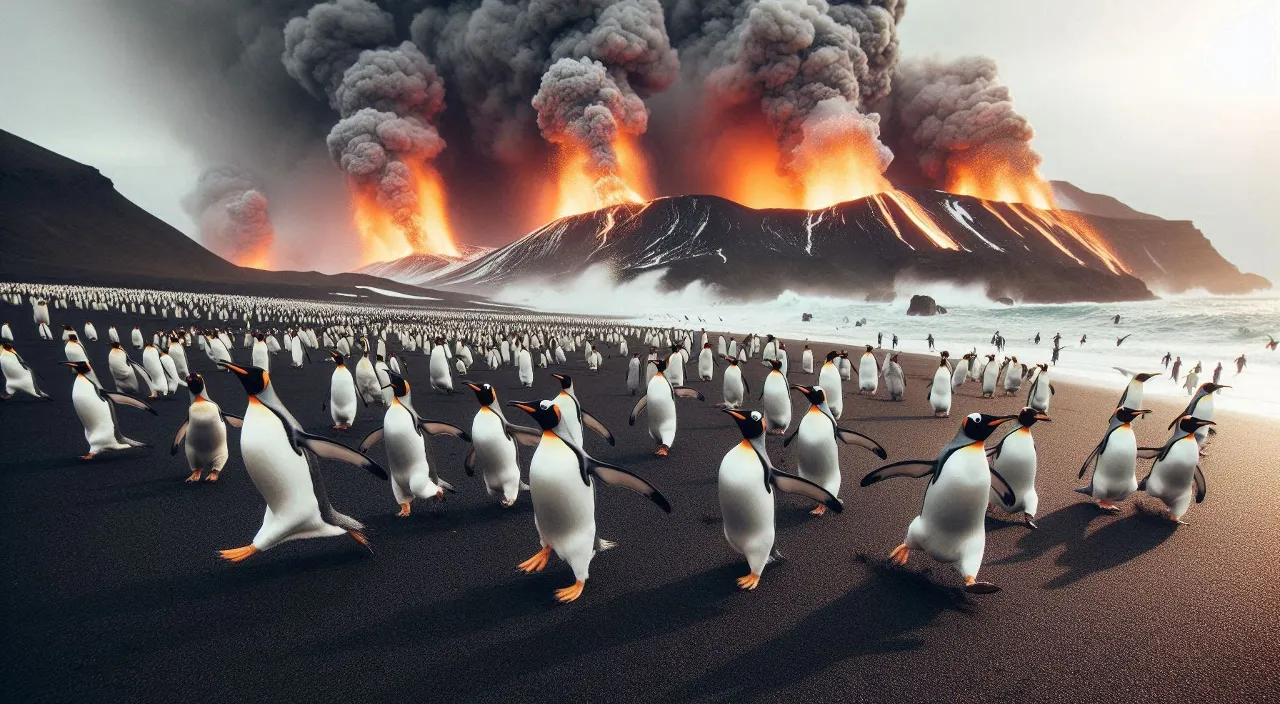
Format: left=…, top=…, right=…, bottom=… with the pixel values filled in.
left=533, top=57, right=647, bottom=187
left=282, top=0, right=397, bottom=105
left=411, top=0, right=678, bottom=166
left=182, top=166, right=276, bottom=264
left=890, top=55, right=1041, bottom=187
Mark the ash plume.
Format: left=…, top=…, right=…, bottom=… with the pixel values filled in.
left=889, top=55, right=1041, bottom=188
left=282, top=0, right=397, bottom=105
left=182, top=166, right=276, bottom=264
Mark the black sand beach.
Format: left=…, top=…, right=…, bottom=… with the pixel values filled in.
left=2, top=301, right=1278, bottom=703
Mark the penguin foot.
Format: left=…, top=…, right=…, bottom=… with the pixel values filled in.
left=333, top=424, right=349, bottom=431
left=79, top=453, right=96, bottom=461
left=185, top=470, right=202, bottom=483
left=554, top=580, right=585, bottom=603
left=655, top=446, right=669, bottom=457
left=500, top=498, right=516, bottom=508
left=397, top=503, right=412, bottom=517
left=889, top=543, right=910, bottom=566
left=219, top=544, right=258, bottom=563
left=1023, top=514, right=1039, bottom=530
left=963, top=576, right=1001, bottom=594
left=518, top=546, right=552, bottom=573
left=205, top=471, right=220, bottom=483
left=348, top=530, right=373, bottom=552
left=1169, top=513, right=1188, bottom=525
left=809, top=504, right=827, bottom=516
left=1097, top=501, right=1122, bottom=513
left=736, top=573, right=761, bottom=591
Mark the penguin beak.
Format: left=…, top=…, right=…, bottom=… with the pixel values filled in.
left=1034, top=413, right=1052, bottom=422
left=219, top=362, right=248, bottom=376
left=59, top=360, right=78, bottom=367
left=507, top=401, right=537, bottom=415
left=790, top=384, right=810, bottom=395
left=1193, top=418, right=1217, bottom=427
left=721, top=409, right=747, bottom=421
left=552, top=374, right=565, bottom=381
left=986, top=415, right=1017, bottom=427
left=464, top=382, right=481, bottom=391
left=1136, top=409, right=1153, bottom=416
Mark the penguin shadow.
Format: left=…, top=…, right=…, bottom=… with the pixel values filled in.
left=850, top=414, right=943, bottom=423
left=775, top=503, right=827, bottom=529
left=383, top=563, right=746, bottom=698
left=363, top=498, right=534, bottom=536
left=665, top=555, right=972, bottom=703
left=1043, top=503, right=1178, bottom=590
left=81, top=474, right=204, bottom=505
left=990, top=502, right=1102, bottom=566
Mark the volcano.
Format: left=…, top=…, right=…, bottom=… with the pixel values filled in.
left=354, top=244, right=492, bottom=287
left=393, top=187, right=1268, bottom=303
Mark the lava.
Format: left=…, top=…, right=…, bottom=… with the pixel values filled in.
left=869, top=192, right=961, bottom=250
left=350, top=163, right=458, bottom=267
left=549, top=137, right=650, bottom=220
left=235, top=247, right=274, bottom=270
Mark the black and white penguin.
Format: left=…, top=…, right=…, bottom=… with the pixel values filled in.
left=759, top=359, right=791, bottom=435
left=462, top=382, right=539, bottom=506
left=1077, top=407, right=1150, bottom=512
left=783, top=385, right=887, bottom=515
left=987, top=407, right=1051, bottom=528
left=630, top=358, right=705, bottom=456
left=171, top=373, right=242, bottom=482
left=1138, top=415, right=1216, bottom=524
left=62, top=360, right=157, bottom=459
left=551, top=373, right=615, bottom=448
left=1, top=342, right=52, bottom=400
left=721, top=356, right=749, bottom=409
left=1170, top=382, right=1227, bottom=449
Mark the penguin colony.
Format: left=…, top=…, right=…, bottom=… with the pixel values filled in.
left=0, top=282, right=1231, bottom=600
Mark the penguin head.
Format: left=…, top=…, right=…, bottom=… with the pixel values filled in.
left=1114, top=407, right=1151, bottom=424
left=723, top=356, right=739, bottom=366
left=986, top=354, right=995, bottom=361
left=1177, top=415, right=1215, bottom=433
left=219, top=362, right=269, bottom=395
left=1200, top=382, right=1229, bottom=394
left=384, top=371, right=410, bottom=398
left=508, top=399, right=561, bottom=431
left=938, top=358, right=949, bottom=368
left=186, top=374, right=205, bottom=395
left=865, top=344, right=873, bottom=352
left=1016, top=407, right=1051, bottom=427
left=255, top=333, right=265, bottom=342
left=67, top=333, right=78, bottom=342
left=109, top=341, right=121, bottom=350
left=723, top=408, right=766, bottom=440
left=552, top=373, right=572, bottom=390
left=465, top=381, right=496, bottom=406
left=961, top=412, right=1016, bottom=442
left=791, top=384, right=825, bottom=406
left=61, top=360, right=92, bottom=375
left=1134, top=372, right=1158, bottom=382
left=328, top=350, right=345, bottom=365
left=769, top=359, right=783, bottom=371
left=651, top=358, right=668, bottom=372
left=825, top=351, right=839, bottom=361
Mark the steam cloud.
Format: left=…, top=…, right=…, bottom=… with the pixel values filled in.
left=182, top=166, right=276, bottom=265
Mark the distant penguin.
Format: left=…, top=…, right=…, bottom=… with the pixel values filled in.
left=857, top=345, right=879, bottom=395
left=861, top=412, right=1019, bottom=593
left=882, top=353, right=905, bottom=401
left=1077, top=407, right=1150, bottom=512
left=324, top=350, right=359, bottom=430
left=1171, top=382, right=1227, bottom=448
left=630, top=358, right=705, bottom=456
left=216, top=362, right=386, bottom=562
left=987, top=407, right=1051, bottom=527
left=980, top=355, right=998, bottom=398
left=130, top=326, right=144, bottom=350
left=142, top=344, right=169, bottom=397
left=837, top=351, right=853, bottom=381
left=663, top=346, right=685, bottom=387
left=84, top=322, right=97, bottom=341
left=171, top=373, right=242, bottom=482
left=801, top=345, right=813, bottom=374
left=1139, top=415, right=1215, bottom=523
left=1027, top=364, right=1053, bottom=413
left=697, top=343, right=715, bottom=381
left=251, top=334, right=270, bottom=370
left=719, top=409, right=843, bottom=590
left=784, top=385, right=887, bottom=514
left=429, top=337, right=453, bottom=394
left=817, top=351, right=844, bottom=419
left=927, top=359, right=952, bottom=418
left=517, top=347, right=534, bottom=387
left=463, top=382, right=539, bottom=506
left=1113, top=369, right=1158, bottom=409
left=1002, top=357, right=1024, bottom=396
left=62, top=361, right=157, bottom=459
left=1, top=342, right=52, bottom=400
left=360, top=372, right=470, bottom=516
left=951, top=354, right=969, bottom=391
left=510, top=400, right=671, bottom=603
left=354, top=340, right=381, bottom=405
left=721, top=356, right=749, bottom=409
left=290, top=334, right=307, bottom=368
left=625, top=354, right=641, bottom=395
left=760, top=360, right=791, bottom=435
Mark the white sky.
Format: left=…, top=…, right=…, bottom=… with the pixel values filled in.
left=1, top=0, right=1277, bottom=280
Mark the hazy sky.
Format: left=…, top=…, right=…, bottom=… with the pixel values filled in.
left=1, top=0, right=1277, bottom=280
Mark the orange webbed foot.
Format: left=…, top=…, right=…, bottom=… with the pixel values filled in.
left=518, top=545, right=552, bottom=573
left=889, top=543, right=910, bottom=566
left=554, top=580, right=585, bottom=603
left=185, top=470, right=202, bottom=483
left=809, top=504, right=827, bottom=516
left=219, top=544, right=258, bottom=563
left=655, top=446, right=669, bottom=457
left=348, top=530, right=373, bottom=552
left=397, top=503, right=411, bottom=517
left=736, top=573, right=761, bottom=590
left=205, top=471, right=220, bottom=483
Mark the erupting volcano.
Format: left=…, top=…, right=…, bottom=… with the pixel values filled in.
left=349, top=163, right=457, bottom=266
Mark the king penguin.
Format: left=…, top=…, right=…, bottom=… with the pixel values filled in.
left=721, top=356, right=749, bottom=409
left=817, top=351, right=844, bottom=419
left=463, top=382, right=539, bottom=506
left=1, top=342, right=52, bottom=400
left=759, top=359, right=791, bottom=435
left=1138, top=415, right=1215, bottom=524
left=857, top=345, right=879, bottom=395
left=324, top=350, right=359, bottom=430
left=927, top=358, right=953, bottom=417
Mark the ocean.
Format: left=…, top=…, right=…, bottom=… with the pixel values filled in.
left=493, top=269, right=1280, bottom=417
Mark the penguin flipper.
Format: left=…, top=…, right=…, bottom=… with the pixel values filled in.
left=463, top=447, right=476, bottom=476
left=1079, top=442, right=1103, bottom=479
left=861, top=460, right=934, bottom=486
left=105, top=392, right=158, bottom=415
left=1136, top=446, right=1162, bottom=460
left=359, top=427, right=384, bottom=451
left=835, top=426, right=888, bottom=459
left=1194, top=465, right=1207, bottom=502
left=771, top=469, right=843, bottom=514
left=298, top=431, right=387, bottom=480
left=420, top=419, right=471, bottom=442
left=221, top=413, right=243, bottom=428
left=171, top=420, right=190, bottom=455
left=989, top=467, right=1017, bottom=507
left=673, top=386, right=705, bottom=401
left=580, top=409, right=616, bottom=446
left=628, top=395, right=648, bottom=425
left=505, top=423, right=542, bottom=447
left=587, top=461, right=672, bottom=513
left=782, top=429, right=799, bottom=448
left=742, top=376, right=750, bottom=396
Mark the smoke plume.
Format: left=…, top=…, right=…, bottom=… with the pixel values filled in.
left=182, top=166, right=276, bottom=265
left=282, top=0, right=397, bottom=105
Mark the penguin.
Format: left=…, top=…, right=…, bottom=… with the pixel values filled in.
left=861, top=413, right=1019, bottom=593
left=107, top=342, right=155, bottom=397
left=323, top=350, right=360, bottom=430
left=141, top=343, right=169, bottom=397
left=663, top=345, right=686, bottom=387
left=980, top=354, right=999, bottom=398
left=753, top=359, right=789, bottom=435
left=359, top=371, right=471, bottom=516
left=857, top=345, right=879, bottom=395
left=629, top=358, right=705, bottom=456
left=353, top=339, right=382, bottom=405
left=1, top=342, right=52, bottom=400
left=62, top=361, right=157, bottom=459
left=84, top=323, right=98, bottom=342
left=0, top=322, right=11, bottom=342
left=801, top=345, right=814, bottom=374
left=1076, top=407, right=1151, bottom=512
left=373, top=355, right=394, bottom=406
left=697, top=343, right=715, bottom=381
left=251, top=333, right=270, bottom=371
left=462, top=382, right=540, bottom=506
left=509, top=399, right=671, bottom=603
left=1002, top=357, right=1024, bottom=396
left=951, top=353, right=970, bottom=391
left=517, top=347, right=534, bottom=387
left=927, top=358, right=952, bottom=417
left=1170, top=382, right=1228, bottom=448
left=1114, top=369, right=1159, bottom=409
left=429, top=337, right=453, bottom=394
left=290, top=334, right=308, bottom=368
left=986, top=407, right=1051, bottom=528
left=817, top=351, right=844, bottom=419
left=882, top=353, right=905, bottom=401
left=159, top=348, right=185, bottom=393
left=721, top=356, right=749, bottom=409
left=1027, top=364, right=1053, bottom=413
left=1138, top=416, right=1215, bottom=524
left=626, top=354, right=641, bottom=396
left=783, top=385, right=888, bottom=514
left=217, top=362, right=387, bottom=561
left=551, top=374, right=615, bottom=448
left=171, top=373, right=242, bottom=482
left=63, top=333, right=89, bottom=363
left=719, top=408, right=843, bottom=589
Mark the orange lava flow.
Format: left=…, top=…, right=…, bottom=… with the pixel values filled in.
left=235, top=246, right=273, bottom=270
left=550, top=137, right=650, bottom=220
left=702, top=115, right=802, bottom=210
left=795, top=145, right=890, bottom=211
left=879, top=191, right=960, bottom=250
left=350, top=164, right=458, bottom=267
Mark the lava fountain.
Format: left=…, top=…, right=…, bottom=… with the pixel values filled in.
left=350, top=163, right=458, bottom=266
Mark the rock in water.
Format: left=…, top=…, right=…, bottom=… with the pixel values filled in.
left=907, top=295, right=939, bottom=316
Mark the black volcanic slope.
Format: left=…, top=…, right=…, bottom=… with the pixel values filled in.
left=0, top=129, right=496, bottom=307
